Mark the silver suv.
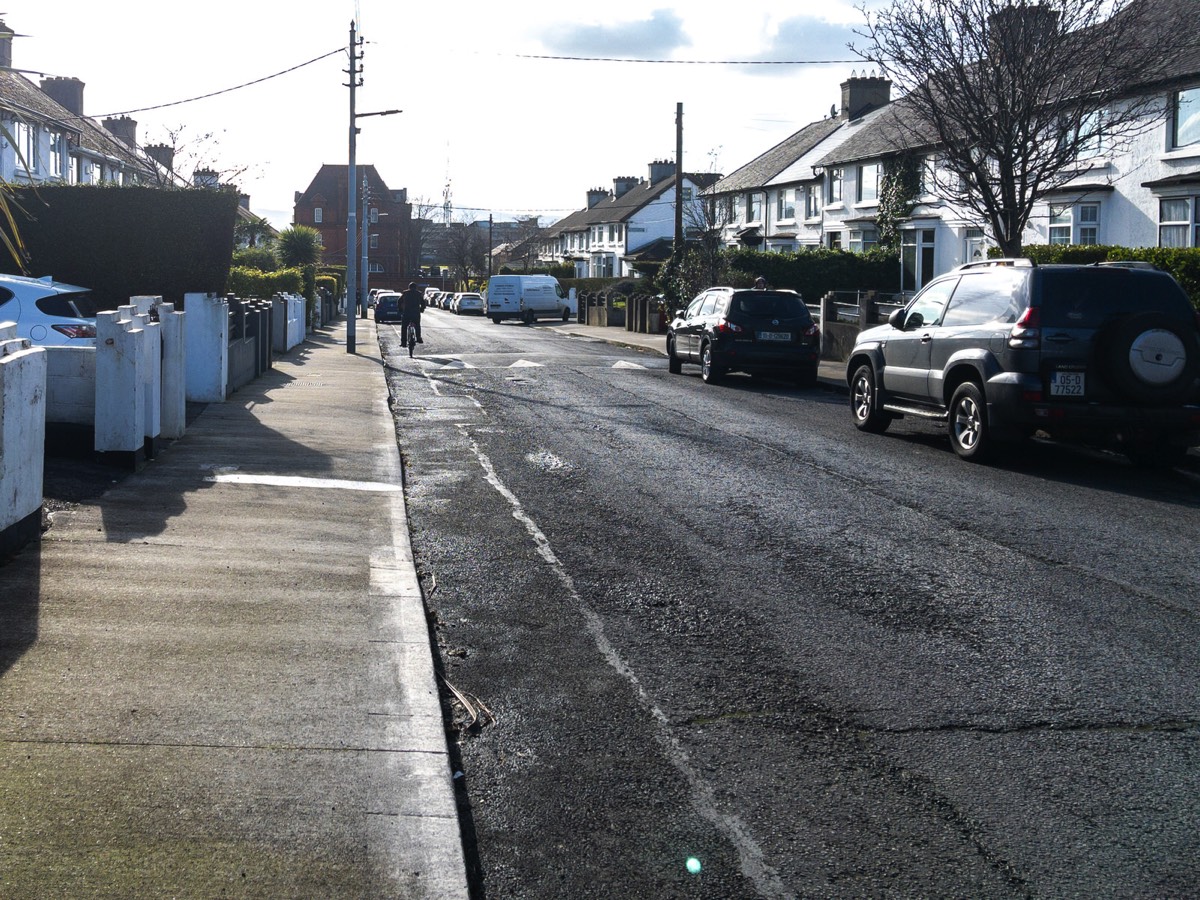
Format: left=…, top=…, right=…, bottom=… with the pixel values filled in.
left=845, top=259, right=1200, bottom=464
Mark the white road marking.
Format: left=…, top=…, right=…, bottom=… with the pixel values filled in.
left=508, top=359, right=543, bottom=368
left=462, top=434, right=792, bottom=900
left=612, top=360, right=647, bottom=369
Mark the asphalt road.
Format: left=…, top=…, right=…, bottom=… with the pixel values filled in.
left=381, top=308, right=1200, bottom=899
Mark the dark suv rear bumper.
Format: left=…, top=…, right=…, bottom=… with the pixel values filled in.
left=987, top=374, right=1200, bottom=445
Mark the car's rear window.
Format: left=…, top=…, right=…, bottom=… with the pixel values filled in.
left=36, top=290, right=99, bottom=318
left=732, top=292, right=811, bottom=320
left=1037, top=268, right=1192, bottom=328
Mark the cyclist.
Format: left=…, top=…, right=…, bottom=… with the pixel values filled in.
left=399, top=281, right=426, bottom=344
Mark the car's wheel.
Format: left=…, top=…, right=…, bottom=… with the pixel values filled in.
left=948, top=381, right=990, bottom=460
left=700, top=342, right=724, bottom=384
left=562, top=307, right=570, bottom=322
left=667, top=337, right=682, bottom=374
left=849, top=364, right=892, bottom=433
left=523, top=309, right=535, bottom=325
left=491, top=316, right=501, bottom=324
left=1098, top=312, right=1198, bottom=405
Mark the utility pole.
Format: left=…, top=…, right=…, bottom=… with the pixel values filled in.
left=674, top=102, right=684, bottom=258
left=360, top=174, right=370, bottom=318
left=345, top=20, right=363, bottom=353
left=488, top=213, right=493, bottom=278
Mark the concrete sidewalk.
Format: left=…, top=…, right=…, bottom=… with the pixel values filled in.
left=0, top=317, right=467, bottom=898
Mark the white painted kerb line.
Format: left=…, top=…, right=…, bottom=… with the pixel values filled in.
left=464, top=434, right=792, bottom=900
left=204, top=473, right=402, bottom=493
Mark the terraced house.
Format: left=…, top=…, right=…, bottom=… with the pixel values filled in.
left=708, top=0, right=1199, bottom=292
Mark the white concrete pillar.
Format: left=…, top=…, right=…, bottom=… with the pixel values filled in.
left=0, top=325, right=46, bottom=551
left=158, top=302, right=187, bottom=439
left=184, top=292, right=229, bottom=403
left=94, top=309, right=144, bottom=457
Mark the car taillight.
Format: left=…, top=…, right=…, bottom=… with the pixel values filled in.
left=52, top=323, right=96, bottom=339
left=803, top=323, right=820, bottom=338
left=1008, top=306, right=1039, bottom=349
left=714, top=318, right=744, bottom=335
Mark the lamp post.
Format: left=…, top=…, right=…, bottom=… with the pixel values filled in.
left=343, top=18, right=400, bottom=353
left=361, top=185, right=387, bottom=318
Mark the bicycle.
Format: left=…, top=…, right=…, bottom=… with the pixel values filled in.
left=405, top=320, right=418, bottom=358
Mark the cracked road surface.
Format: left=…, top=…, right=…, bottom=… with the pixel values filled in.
left=382, top=310, right=1200, bottom=899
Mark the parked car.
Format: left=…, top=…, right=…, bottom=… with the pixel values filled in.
left=0, top=274, right=99, bottom=346
left=373, top=291, right=403, bottom=323
left=666, top=287, right=820, bottom=385
left=845, top=258, right=1200, bottom=465
left=453, top=292, right=484, bottom=315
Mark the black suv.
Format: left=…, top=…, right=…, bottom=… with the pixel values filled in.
left=845, top=259, right=1200, bottom=464
left=667, top=287, right=821, bottom=385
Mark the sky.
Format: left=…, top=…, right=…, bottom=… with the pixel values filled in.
left=9, top=0, right=880, bottom=231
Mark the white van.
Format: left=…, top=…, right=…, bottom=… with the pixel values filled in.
left=484, top=275, right=572, bottom=324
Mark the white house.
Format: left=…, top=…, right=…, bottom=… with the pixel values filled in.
left=707, top=0, right=1200, bottom=292
left=540, top=161, right=721, bottom=278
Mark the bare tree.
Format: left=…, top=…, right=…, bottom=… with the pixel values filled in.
left=853, top=0, right=1190, bottom=255
left=504, top=217, right=546, bottom=272
left=441, top=220, right=489, bottom=287
left=142, top=124, right=254, bottom=189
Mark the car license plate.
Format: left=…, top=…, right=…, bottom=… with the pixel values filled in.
left=1050, top=370, right=1085, bottom=396
left=757, top=331, right=791, bottom=341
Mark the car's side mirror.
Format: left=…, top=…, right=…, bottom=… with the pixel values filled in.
left=674, top=310, right=685, bottom=319
left=888, top=308, right=906, bottom=330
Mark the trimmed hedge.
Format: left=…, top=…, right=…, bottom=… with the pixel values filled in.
left=1010, top=244, right=1200, bottom=306
left=227, top=266, right=304, bottom=298
left=725, top=247, right=900, bottom=301
left=6, top=184, right=240, bottom=308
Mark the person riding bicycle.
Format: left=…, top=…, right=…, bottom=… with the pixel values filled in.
left=399, top=281, right=426, bottom=343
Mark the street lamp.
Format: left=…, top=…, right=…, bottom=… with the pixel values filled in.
left=344, top=19, right=400, bottom=354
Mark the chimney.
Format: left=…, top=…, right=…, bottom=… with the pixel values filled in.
left=40, top=76, right=86, bottom=116
left=840, top=72, right=891, bottom=120
left=238, top=193, right=250, bottom=210
left=193, top=168, right=219, bottom=189
left=145, top=143, right=175, bottom=171
left=988, top=5, right=1060, bottom=59
left=648, top=159, right=675, bottom=184
left=586, top=187, right=609, bottom=208
left=102, top=115, right=137, bottom=147
left=0, top=19, right=14, bottom=69
left=613, top=176, right=639, bottom=198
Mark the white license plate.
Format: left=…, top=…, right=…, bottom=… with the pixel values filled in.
left=757, top=331, right=791, bottom=341
left=1050, top=370, right=1086, bottom=396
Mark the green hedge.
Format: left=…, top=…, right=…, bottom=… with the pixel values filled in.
left=1011, top=244, right=1200, bottom=306
left=7, top=184, right=239, bottom=308
left=227, top=266, right=304, bottom=298
left=725, top=247, right=900, bottom=301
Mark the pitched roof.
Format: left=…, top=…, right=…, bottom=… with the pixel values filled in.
left=0, top=69, right=154, bottom=176
left=545, top=172, right=719, bottom=234
left=709, top=117, right=842, bottom=195
left=813, top=98, right=938, bottom=168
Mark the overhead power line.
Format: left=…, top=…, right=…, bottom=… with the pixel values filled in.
left=512, top=53, right=861, bottom=65
left=91, top=47, right=344, bottom=118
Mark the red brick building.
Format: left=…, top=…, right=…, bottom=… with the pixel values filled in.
left=293, top=164, right=413, bottom=292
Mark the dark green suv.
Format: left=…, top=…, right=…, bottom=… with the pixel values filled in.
left=846, top=259, right=1200, bottom=464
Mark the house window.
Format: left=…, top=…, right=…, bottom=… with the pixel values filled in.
left=857, top=164, right=879, bottom=203
left=368, top=261, right=384, bottom=273
left=848, top=229, right=877, bottom=252
left=1078, top=203, right=1100, bottom=244
left=805, top=187, right=821, bottom=219
left=1158, top=197, right=1198, bottom=247
left=827, top=169, right=843, bottom=203
left=1049, top=206, right=1072, bottom=244
left=608, top=224, right=615, bottom=241
left=369, top=234, right=379, bottom=249
left=314, top=207, right=323, bottom=224
left=15, top=121, right=39, bottom=173
left=681, top=187, right=693, bottom=200
left=1171, top=87, right=1200, bottom=150
left=826, top=231, right=843, bottom=249
left=369, top=207, right=379, bottom=224
left=777, top=188, right=796, bottom=221
left=748, top=192, right=763, bottom=223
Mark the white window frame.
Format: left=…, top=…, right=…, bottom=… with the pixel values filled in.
left=1049, top=205, right=1073, bottom=245
left=856, top=164, right=879, bottom=203
left=827, top=168, right=843, bottom=204
left=747, top=192, right=763, bottom=224
left=1171, top=87, right=1200, bottom=150
left=777, top=188, right=796, bottom=221
left=313, top=207, right=323, bottom=224
left=1158, top=197, right=1197, bottom=247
